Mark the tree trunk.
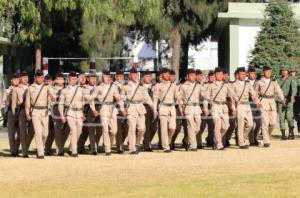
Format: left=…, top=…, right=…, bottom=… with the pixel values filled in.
left=170, top=27, right=181, bottom=80
left=180, top=36, right=189, bottom=81
left=35, top=41, right=42, bottom=71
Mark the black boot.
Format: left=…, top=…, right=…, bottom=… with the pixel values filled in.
left=281, top=130, right=287, bottom=140
left=288, top=127, right=295, bottom=140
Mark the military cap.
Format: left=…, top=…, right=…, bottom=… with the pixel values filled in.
left=196, top=69, right=202, bottom=75
left=237, top=67, right=246, bottom=73
left=35, top=70, right=44, bottom=77
left=55, top=73, right=64, bottom=79
left=208, top=70, right=214, bottom=76
left=45, top=74, right=52, bottom=80
left=143, top=70, right=152, bottom=76
left=169, top=69, right=176, bottom=75
left=280, top=65, right=289, bottom=71
left=263, top=65, right=271, bottom=71
left=68, top=71, right=77, bottom=77
left=19, top=71, right=28, bottom=77
left=160, top=67, right=170, bottom=74
left=116, top=70, right=124, bottom=75
left=88, top=71, right=97, bottom=78
left=102, top=70, right=110, bottom=75
left=222, top=69, right=228, bottom=74
left=247, top=66, right=256, bottom=73
left=186, top=69, right=196, bottom=75
left=12, top=73, right=19, bottom=79
left=214, top=67, right=223, bottom=73
left=129, top=68, right=138, bottom=74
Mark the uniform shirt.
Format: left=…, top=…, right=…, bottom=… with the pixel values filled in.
left=0, top=86, right=14, bottom=110
left=277, top=76, right=297, bottom=100
left=58, top=85, right=85, bottom=118
left=121, top=81, right=153, bottom=117
left=25, top=83, right=51, bottom=116
left=11, top=84, right=29, bottom=116
left=255, top=77, right=285, bottom=111
left=178, top=81, right=206, bottom=115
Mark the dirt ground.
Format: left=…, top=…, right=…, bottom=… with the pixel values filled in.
left=0, top=130, right=300, bottom=197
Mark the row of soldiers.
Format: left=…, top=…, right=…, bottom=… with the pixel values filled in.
left=0, top=65, right=296, bottom=159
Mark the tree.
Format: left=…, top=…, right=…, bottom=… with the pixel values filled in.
left=9, top=0, right=77, bottom=71
left=250, top=0, right=300, bottom=75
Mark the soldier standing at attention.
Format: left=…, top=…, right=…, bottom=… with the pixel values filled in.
left=49, top=73, right=66, bottom=156
left=178, top=69, right=206, bottom=151
left=115, top=70, right=128, bottom=154
left=59, top=71, right=85, bottom=157
left=120, top=69, right=153, bottom=154
left=204, top=68, right=238, bottom=150
left=142, top=70, right=157, bottom=152
left=90, top=70, right=120, bottom=156
left=1, top=73, right=20, bottom=157
left=247, top=66, right=261, bottom=146
left=11, top=71, right=33, bottom=158
left=153, top=68, right=179, bottom=153
left=289, top=67, right=300, bottom=134
left=255, top=66, right=285, bottom=147
left=231, top=67, right=259, bottom=149
left=25, top=70, right=51, bottom=159
left=277, top=66, right=297, bottom=140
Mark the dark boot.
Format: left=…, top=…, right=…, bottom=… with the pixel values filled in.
left=288, top=127, right=295, bottom=140
left=281, top=130, right=287, bottom=140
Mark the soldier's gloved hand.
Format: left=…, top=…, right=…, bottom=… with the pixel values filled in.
left=121, top=110, right=127, bottom=116
left=26, top=114, right=31, bottom=121
left=231, top=111, right=237, bottom=116
left=61, top=116, right=66, bottom=123
left=203, top=111, right=209, bottom=116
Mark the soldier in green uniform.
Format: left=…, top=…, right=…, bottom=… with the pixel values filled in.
left=277, top=66, right=297, bottom=140
left=290, top=67, right=300, bottom=134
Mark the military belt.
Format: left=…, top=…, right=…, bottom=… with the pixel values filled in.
left=32, top=106, right=48, bottom=110
left=213, top=101, right=227, bottom=105
left=259, top=95, right=274, bottom=99
left=239, top=101, right=250, bottom=105
left=161, top=102, right=175, bottom=107
left=71, top=107, right=83, bottom=111
left=185, top=102, right=199, bottom=106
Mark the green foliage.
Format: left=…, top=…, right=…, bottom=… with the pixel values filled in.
left=250, top=0, right=300, bottom=76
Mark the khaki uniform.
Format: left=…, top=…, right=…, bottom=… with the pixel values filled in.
left=179, top=81, right=205, bottom=149
left=11, top=84, right=34, bottom=156
left=142, top=83, right=158, bottom=149
left=255, top=78, right=284, bottom=145
left=25, top=83, right=51, bottom=157
left=48, top=85, right=67, bottom=154
left=90, top=82, right=119, bottom=153
left=121, top=81, right=153, bottom=152
left=115, top=81, right=128, bottom=152
left=153, top=81, right=179, bottom=151
left=231, top=80, right=258, bottom=146
left=248, top=79, right=261, bottom=145
left=59, top=85, right=85, bottom=155
left=204, top=82, right=238, bottom=149
left=84, top=84, right=102, bottom=153
left=1, top=86, right=20, bottom=155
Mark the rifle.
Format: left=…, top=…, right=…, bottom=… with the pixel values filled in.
left=61, top=86, right=79, bottom=130
left=121, top=83, right=140, bottom=123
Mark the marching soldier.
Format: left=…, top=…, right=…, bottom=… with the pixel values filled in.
left=290, top=67, right=300, bottom=133
left=11, top=71, right=34, bottom=158
left=248, top=66, right=261, bottom=146
left=84, top=71, right=102, bottom=155
left=49, top=73, right=67, bottom=156
left=195, top=69, right=205, bottom=149
left=1, top=73, right=20, bottom=156
left=178, top=69, right=206, bottom=151
left=120, top=69, right=153, bottom=154
left=115, top=70, right=128, bottom=154
left=59, top=71, right=85, bottom=157
left=90, top=70, right=120, bottom=156
left=277, top=66, right=297, bottom=140
left=25, top=70, right=51, bottom=159
left=142, top=70, right=157, bottom=152
left=231, top=67, right=259, bottom=149
left=153, top=68, right=179, bottom=153
left=204, top=68, right=238, bottom=150
left=255, top=66, right=285, bottom=147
